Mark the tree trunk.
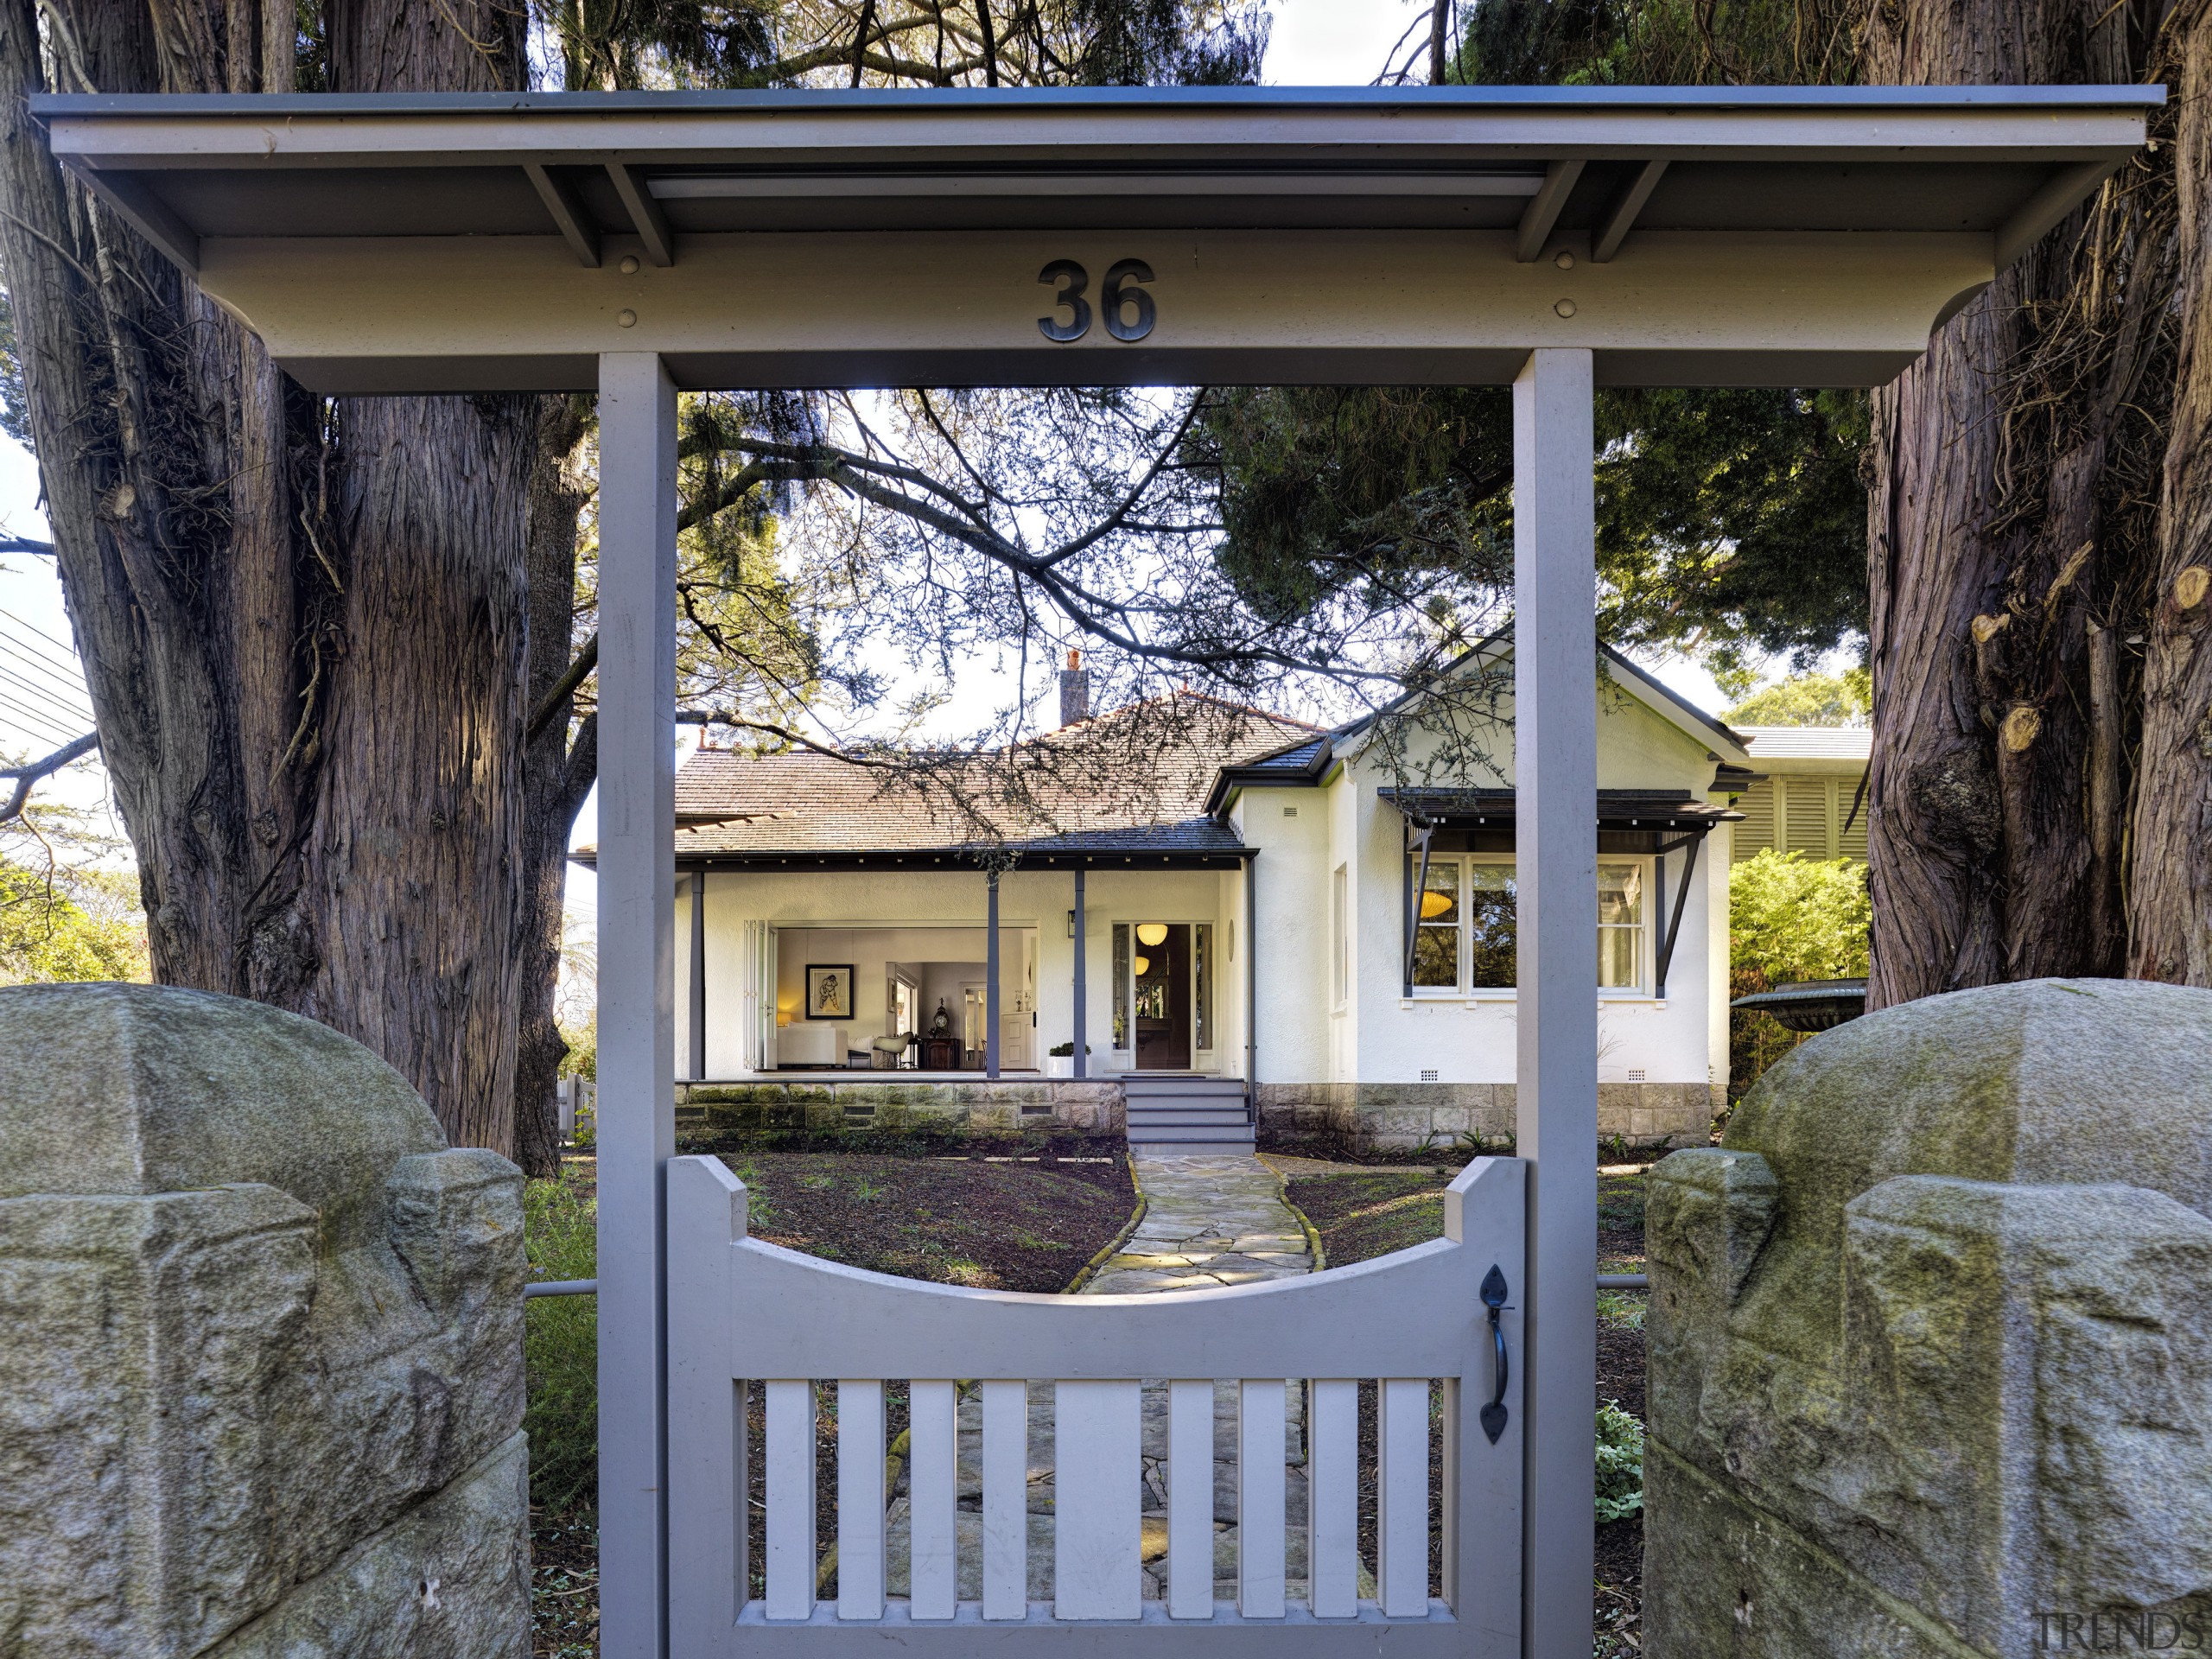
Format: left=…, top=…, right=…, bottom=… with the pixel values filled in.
left=515, top=396, right=597, bottom=1179
left=0, top=0, right=591, bottom=1160
left=1863, top=0, right=2177, bottom=1008
left=2131, top=0, right=2212, bottom=983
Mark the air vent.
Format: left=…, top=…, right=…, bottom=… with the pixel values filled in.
left=1628, top=1069, right=1647, bottom=1083
left=1420, top=1068, right=1440, bottom=1083
left=1283, top=806, right=1299, bottom=817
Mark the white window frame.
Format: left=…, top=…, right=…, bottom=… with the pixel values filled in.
left=1404, top=853, right=1655, bottom=1000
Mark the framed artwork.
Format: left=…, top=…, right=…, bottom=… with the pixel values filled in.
left=804, top=964, right=855, bottom=1020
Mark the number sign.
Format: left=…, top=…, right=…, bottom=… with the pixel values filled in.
left=1038, top=259, right=1155, bottom=342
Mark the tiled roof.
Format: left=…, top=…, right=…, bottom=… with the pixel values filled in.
left=665, top=693, right=1321, bottom=858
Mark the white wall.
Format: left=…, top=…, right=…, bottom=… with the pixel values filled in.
left=1230, top=673, right=1732, bottom=1090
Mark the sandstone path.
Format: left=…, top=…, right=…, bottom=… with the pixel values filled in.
left=883, top=1151, right=1356, bottom=1605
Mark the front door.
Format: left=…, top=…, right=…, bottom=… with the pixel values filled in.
left=1133, top=922, right=1192, bottom=1071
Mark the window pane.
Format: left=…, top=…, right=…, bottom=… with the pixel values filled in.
left=1413, top=923, right=1459, bottom=987
left=1599, top=925, right=1640, bottom=988
left=1417, top=860, right=1459, bottom=925
left=1466, top=865, right=1517, bottom=988
left=1598, top=862, right=1643, bottom=925
left=1194, top=924, right=1212, bottom=1050
left=1112, top=923, right=1129, bottom=1048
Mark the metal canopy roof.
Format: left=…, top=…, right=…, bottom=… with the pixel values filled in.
left=34, top=86, right=2158, bottom=394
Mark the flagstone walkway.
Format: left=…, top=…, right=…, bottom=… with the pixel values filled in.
left=883, top=1152, right=1351, bottom=1605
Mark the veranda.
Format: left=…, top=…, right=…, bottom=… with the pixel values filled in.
left=39, top=81, right=2154, bottom=1656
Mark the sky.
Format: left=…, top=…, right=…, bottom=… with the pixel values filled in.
left=0, top=0, right=1747, bottom=920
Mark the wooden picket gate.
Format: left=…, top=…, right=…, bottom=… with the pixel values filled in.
left=665, top=1154, right=1525, bottom=1656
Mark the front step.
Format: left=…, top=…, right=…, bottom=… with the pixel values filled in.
left=1122, top=1076, right=1253, bottom=1152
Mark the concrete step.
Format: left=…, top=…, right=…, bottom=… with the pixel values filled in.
left=1128, top=1140, right=1257, bottom=1157
left=1127, top=1123, right=1256, bottom=1151
left=1123, top=1077, right=1247, bottom=1096
left=1126, top=1111, right=1250, bottom=1129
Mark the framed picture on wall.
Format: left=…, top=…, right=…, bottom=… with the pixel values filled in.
left=805, top=964, right=855, bottom=1020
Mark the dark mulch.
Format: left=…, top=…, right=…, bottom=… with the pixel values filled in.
left=728, top=1150, right=1135, bottom=1294
left=530, top=1511, right=599, bottom=1658
left=1285, top=1163, right=1650, bottom=1646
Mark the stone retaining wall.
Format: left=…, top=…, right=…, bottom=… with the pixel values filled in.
left=677, top=1078, right=1126, bottom=1135
left=1255, top=1080, right=1715, bottom=1152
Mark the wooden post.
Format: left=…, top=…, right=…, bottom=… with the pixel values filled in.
left=689, top=870, right=707, bottom=1080
left=1514, top=346, right=1598, bottom=1658
left=1072, top=867, right=1087, bottom=1080
left=595, top=350, right=677, bottom=1659
left=986, top=868, right=1001, bottom=1079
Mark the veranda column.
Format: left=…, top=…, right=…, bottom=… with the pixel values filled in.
left=596, top=351, right=678, bottom=1659
left=1513, top=346, right=1598, bottom=1657
left=690, top=871, right=708, bottom=1080
left=986, top=868, right=1001, bottom=1078
left=1072, top=868, right=1087, bottom=1079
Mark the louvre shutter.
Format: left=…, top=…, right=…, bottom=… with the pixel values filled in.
left=1732, top=780, right=1776, bottom=861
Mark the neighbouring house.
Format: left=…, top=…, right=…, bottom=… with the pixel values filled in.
left=623, top=646, right=1750, bottom=1152
left=1727, top=726, right=1872, bottom=865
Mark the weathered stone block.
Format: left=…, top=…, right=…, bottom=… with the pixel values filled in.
left=1647, top=980, right=2212, bottom=1659
left=0, top=984, right=528, bottom=1659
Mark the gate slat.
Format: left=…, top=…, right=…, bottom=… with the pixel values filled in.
left=980, top=1379, right=1027, bottom=1619
left=1166, top=1379, right=1213, bottom=1618
left=764, top=1380, right=817, bottom=1620
left=1054, top=1379, right=1141, bottom=1619
left=908, top=1380, right=957, bottom=1619
left=1237, top=1380, right=1287, bottom=1618
left=1377, top=1377, right=1431, bottom=1617
left=1306, top=1378, right=1358, bottom=1618
left=836, top=1380, right=886, bottom=1619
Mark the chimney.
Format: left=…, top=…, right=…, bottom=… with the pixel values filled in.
left=1058, top=648, right=1090, bottom=727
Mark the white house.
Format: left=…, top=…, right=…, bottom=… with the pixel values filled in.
left=641, top=647, right=1749, bottom=1151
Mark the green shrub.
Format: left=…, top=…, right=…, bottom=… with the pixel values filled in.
left=524, top=1167, right=599, bottom=1516
left=1595, top=1401, right=1645, bottom=1523
left=1729, top=849, right=1871, bottom=1099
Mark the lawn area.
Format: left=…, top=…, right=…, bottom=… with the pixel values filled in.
left=1281, top=1160, right=1655, bottom=1659
left=524, top=1147, right=1138, bottom=1656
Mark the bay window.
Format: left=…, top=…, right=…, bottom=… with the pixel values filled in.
left=1407, top=855, right=1650, bottom=995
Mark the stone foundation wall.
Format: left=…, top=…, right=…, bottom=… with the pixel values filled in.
left=1255, top=1081, right=1715, bottom=1152
left=678, top=1078, right=1127, bottom=1135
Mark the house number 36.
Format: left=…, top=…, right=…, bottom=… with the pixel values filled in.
left=1038, top=258, right=1156, bottom=343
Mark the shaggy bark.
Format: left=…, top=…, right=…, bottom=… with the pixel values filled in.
left=0, top=0, right=578, bottom=1157
left=515, top=397, right=596, bottom=1180
left=1863, top=0, right=2179, bottom=1007
left=2132, top=0, right=2212, bottom=984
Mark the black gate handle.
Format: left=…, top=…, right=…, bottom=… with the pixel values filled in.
left=1479, top=1264, right=1511, bottom=1445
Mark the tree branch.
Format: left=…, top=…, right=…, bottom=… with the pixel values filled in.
left=528, top=635, right=597, bottom=742
left=0, top=730, right=99, bottom=824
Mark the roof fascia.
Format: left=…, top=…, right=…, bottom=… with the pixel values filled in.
left=1597, top=645, right=1751, bottom=763
left=1204, top=735, right=1336, bottom=817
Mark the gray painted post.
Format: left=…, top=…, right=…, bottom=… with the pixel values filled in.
left=986, top=869, right=1001, bottom=1078
left=690, top=871, right=707, bottom=1080
left=1072, top=868, right=1087, bottom=1080
left=596, top=350, right=678, bottom=1659
left=1513, top=346, right=1598, bottom=1658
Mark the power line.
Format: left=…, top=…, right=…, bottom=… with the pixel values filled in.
left=0, top=645, right=94, bottom=718
left=0, top=604, right=82, bottom=663
left=0, top=670, right=92, bottom=734
left=0, top=630, right=91, bottom=701
left=0, top=696, right=80, bottom=752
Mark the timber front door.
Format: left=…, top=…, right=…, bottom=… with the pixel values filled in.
left=1133, top=923, right=1191, bottom=1071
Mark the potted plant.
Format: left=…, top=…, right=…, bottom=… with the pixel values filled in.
left=1045, top=1041, right=1090, bottom=1079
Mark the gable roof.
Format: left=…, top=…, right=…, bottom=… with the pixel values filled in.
left=650, top=692, right=1322, bottom=864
